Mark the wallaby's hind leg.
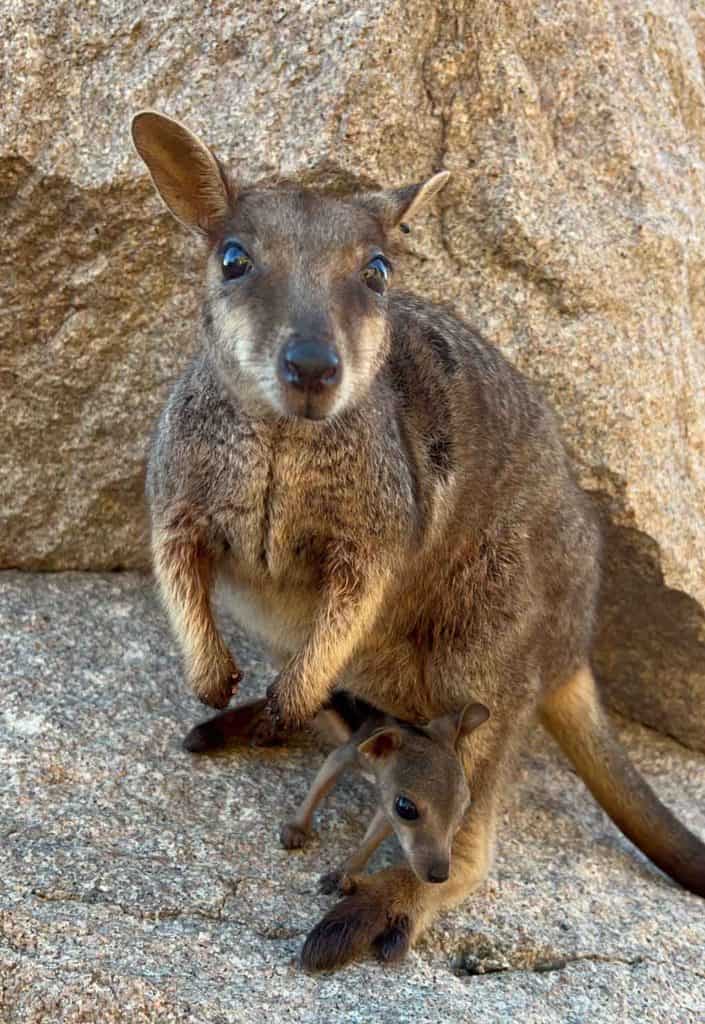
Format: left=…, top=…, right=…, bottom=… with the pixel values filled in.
left=183, top=694, right=357, bottom=753
left=280, top=743, right=358, bottom=850
left=319, top=808, right=393, bottom=895
left=301, top=699, right=531, bottom=972
left=184, top=690, right=361, bottom=753
left=182, top=698, right=270, bottom=752
left=541, top=664, right=705, bottom=897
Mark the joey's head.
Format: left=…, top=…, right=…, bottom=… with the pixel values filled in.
left=358, top=703, right=490, bottom=884
left=131, top=111, right=449, bottom=421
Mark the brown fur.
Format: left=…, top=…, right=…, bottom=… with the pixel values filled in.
left=132, top=111, right=705, bottom=972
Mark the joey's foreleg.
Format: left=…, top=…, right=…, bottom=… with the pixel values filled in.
left=319, top=808, right=392, bottom=895
left=153, top=523, right=240, bottom=709
left=280, top=743, right=358, bottom=850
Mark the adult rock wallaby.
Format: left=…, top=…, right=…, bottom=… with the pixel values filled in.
left=131, top=111, right=705, bottom=971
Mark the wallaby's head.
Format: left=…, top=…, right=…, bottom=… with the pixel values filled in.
left=358, top=703, right=490, bottom=884
left=131, top=111, right=449, bottom=421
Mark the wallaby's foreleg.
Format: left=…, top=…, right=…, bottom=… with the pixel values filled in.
left=541, top=664, right=705, bottom=897
left=300, top=701, right=530, bottom=972
left=153, top=523, right=240, bottom=709
left=280, top=742, right=358, bottom=850
left=319, top=808, right=392, bottom=895
left=255, top=556, right=393, bottom=741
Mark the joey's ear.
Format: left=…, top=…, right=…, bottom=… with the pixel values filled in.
left=131, top=111, right=234, bottom=235
left=358, top=727, right=403, bottom=760
left=456, top=702, right=490, bottom=739
left=427, top=703, right=490, bottom=749
left=356, top=171, right=450, bottom=230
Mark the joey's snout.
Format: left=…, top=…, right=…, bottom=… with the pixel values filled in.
left=277, top=335, right=342, bottom=419
left=426, top=860, right=450, bottom=884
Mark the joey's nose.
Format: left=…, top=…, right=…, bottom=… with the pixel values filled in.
left=279, top=339, right=340, bottom=391
left=427, top=862, right=450, bottom=884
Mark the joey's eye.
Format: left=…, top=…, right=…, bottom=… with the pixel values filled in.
left=222, top=241, right=253, bottom=280
left=362, top=254, right=391, bottom=295
left=395, top=795, right=419, bottom=821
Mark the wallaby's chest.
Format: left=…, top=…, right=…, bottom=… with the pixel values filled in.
left=212, top=420, right=409, bottom=657
left=216, top=429, right=363, bottom=580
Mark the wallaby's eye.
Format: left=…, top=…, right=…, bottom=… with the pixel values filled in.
left=362, top=255, right=391, bottom=295
left=222, top=241, right=253, bottom=280
left=394, top=795, right=419, bottom=821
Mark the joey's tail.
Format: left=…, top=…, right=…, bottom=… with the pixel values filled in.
left=540, top=665, right=705, bottom=897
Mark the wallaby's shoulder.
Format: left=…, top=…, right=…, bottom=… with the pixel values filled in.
left=386, top=292, right=550, bottom=423
left=381, top=291, right=563, bottom=495
left=388, top=291, right=491, bottom=366
left=147, top=352, right=251, bottom=512
left=160, top=352, right=231, bottom=436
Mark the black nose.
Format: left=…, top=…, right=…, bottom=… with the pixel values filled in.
left=279, top=339, right=340, bottom=391
left=427, top=863, right=449, bottom=884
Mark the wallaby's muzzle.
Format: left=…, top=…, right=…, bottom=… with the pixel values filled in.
left=277, top=336, right=342, bottom=420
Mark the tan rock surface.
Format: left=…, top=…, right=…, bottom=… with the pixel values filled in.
left=2, top=2, right=704, bottom=744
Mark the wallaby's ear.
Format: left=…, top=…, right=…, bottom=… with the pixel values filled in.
left=427, top=702, right=490, bottom=749
left=356, top=171, right=450, bottom=230
left=131, top=111, right=234, bottom=235
left=358, top=727, right=403, bottom=761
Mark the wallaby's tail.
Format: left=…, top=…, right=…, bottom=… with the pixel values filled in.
left=540, top=665, right=705, bottom=897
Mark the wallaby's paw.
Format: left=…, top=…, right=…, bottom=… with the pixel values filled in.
left=182, top=697, right=269, bottom=753
left=318, top=869, right=356, bottom=896
left=194, top=669, right=242, bottom=710
left=301, top=876, right=413, bottom=972
left=280, top=822, right=310, bottom=850
left=197, top=691, right=230, bottom=710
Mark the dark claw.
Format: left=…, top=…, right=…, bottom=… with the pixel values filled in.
left=198, top=694, right=229, bottom=709
left=196, top=669, right=243, bottom=710
left=318, top=870, right=343, bottom=895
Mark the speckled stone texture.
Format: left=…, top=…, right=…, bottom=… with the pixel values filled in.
left=2, top=4, right=704, bottom=740
left=1, top=572, right=704, bottom=1022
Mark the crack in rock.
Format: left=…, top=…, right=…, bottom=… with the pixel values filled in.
left=30, top=883, right=239, bottom=926
left=451, top=933, right=705, bottom=982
